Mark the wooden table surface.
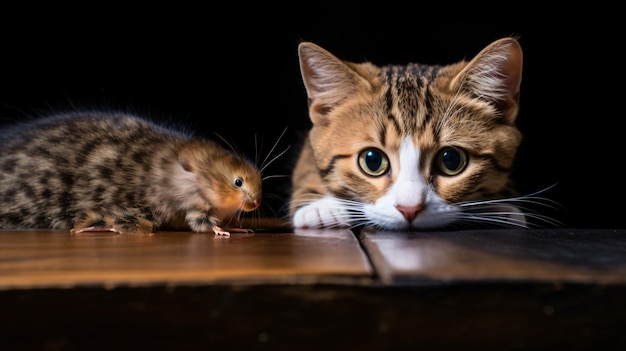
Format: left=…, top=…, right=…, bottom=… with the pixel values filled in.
left=2, top=220, right=626, bottom=350
left=0, top=227, right=370, bottom=289
left=2, top=222, right=625, bottom=289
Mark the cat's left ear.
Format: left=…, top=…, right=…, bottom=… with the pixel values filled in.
left=450, top=37, right=523, bottom=124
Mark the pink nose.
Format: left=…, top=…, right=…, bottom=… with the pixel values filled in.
left=396, top=204, right=424, bottom=222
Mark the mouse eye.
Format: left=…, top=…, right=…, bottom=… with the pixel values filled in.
left=233, top=177, right=244, bottom=188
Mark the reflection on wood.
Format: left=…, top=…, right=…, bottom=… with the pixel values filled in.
left=0, top=228, right=372, bottom=289
left=3, top=225, right=626, bottom=290
left=361, top=228, right=626, bottom=284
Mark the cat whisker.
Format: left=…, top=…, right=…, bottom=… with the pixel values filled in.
left=459, top=197, right=561, bottom=213
left=459, top=213, right=530, bottom=228
left=454, top=184, right=567, bottom=228
left=463, top=207, right=565, bottom=228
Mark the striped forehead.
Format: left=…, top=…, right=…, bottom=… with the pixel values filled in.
left=382, top=63, right=442, bottom=136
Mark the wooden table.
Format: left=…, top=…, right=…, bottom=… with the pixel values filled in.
left=1, top=221, right=625, bottom=350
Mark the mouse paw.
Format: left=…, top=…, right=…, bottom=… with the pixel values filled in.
left=227, top=227, right=255, bottom=234
left=212, top=225, right=256, bottom=236
left=72, top=210, right=154, bottom=234
left=211, top=225, right=231, bottom=237
left=72, top=211, right=116, bottom=234
left=71, top=226, right=118, bottom=234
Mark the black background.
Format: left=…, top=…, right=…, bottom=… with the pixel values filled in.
left=0, top=5, right=622, bottom=229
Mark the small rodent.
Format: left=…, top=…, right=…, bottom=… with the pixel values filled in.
left=0, top=110, right=262, bottom=235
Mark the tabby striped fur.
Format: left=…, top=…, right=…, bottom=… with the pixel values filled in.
left=289, top=37, right=551, bottom=230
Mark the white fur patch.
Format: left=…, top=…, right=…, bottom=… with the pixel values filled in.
left=370, top=136, right=459, bottom=230
left=292, top=196, right=350, bottom=228
left=394, top=136, right=426, bottom=207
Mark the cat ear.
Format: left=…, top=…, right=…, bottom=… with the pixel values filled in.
left=298, top=42, right=373, bottom=125
left=450, top=37, right=523, bottom=124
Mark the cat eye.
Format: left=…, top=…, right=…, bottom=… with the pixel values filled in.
left=234, top=178, right=244, bottom=187
left=358, top=148, right=390, bottom=177
left=435, top=147, right=468, bottom=176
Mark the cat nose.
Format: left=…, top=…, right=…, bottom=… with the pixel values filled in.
left=396, top=204, right=423, bottom=222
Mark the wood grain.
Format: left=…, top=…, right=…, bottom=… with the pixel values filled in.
left=361, top=228, right=626, bottom=284
left=0, top=228, right=372, bottom=289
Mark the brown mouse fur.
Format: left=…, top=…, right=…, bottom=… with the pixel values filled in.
left=0, top=111, right=262, bottom=235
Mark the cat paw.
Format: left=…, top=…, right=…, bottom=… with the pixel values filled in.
left=292, top=203, right=350, bottom=228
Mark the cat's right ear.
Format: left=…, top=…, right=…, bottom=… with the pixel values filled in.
left=298, top=42, right=372, bottom=126
left=450, top=37, right=523, bottom=124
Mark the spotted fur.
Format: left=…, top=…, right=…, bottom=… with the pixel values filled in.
left=0, top=111, right=262, bottom=234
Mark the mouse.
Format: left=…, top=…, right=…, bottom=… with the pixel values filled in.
left=0, top=110, right=262, bottom=235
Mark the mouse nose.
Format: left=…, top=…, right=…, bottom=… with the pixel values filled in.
left=396, top=204, right=423, bottom=223
left=248, top=199, right=261, bottom=211
left=241, top=199, right=261, bottom=212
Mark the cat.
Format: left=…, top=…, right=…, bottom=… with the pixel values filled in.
left=289, top=37, right=558, bottom=231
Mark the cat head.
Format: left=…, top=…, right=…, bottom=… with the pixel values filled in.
left=295, top=37, right=528, bottom=230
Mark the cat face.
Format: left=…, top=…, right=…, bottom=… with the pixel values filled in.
left=291, top=38, right=535, bottom=230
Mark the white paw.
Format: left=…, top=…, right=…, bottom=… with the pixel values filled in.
left=292, top=198, right=350, bottom=228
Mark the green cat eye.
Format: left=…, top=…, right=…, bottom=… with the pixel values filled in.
left=358, top=148, right=390, bottom=177
left=436, top=146, right=468, bottom=176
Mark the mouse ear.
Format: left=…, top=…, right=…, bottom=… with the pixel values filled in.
left=178, top=144, right=198, bottom=173
left=180, top=155, right=193, bottom=172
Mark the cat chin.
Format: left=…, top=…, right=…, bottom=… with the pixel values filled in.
left=292, top=197, right=528, bottom=230
left=371, top=213, right=459, bottom=231
left=365, top=220, right=455, bottom=232
left=366, top=200, right=461, bottom=231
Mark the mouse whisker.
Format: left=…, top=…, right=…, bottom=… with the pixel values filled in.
left=259, top=126, right=289, bottom=172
